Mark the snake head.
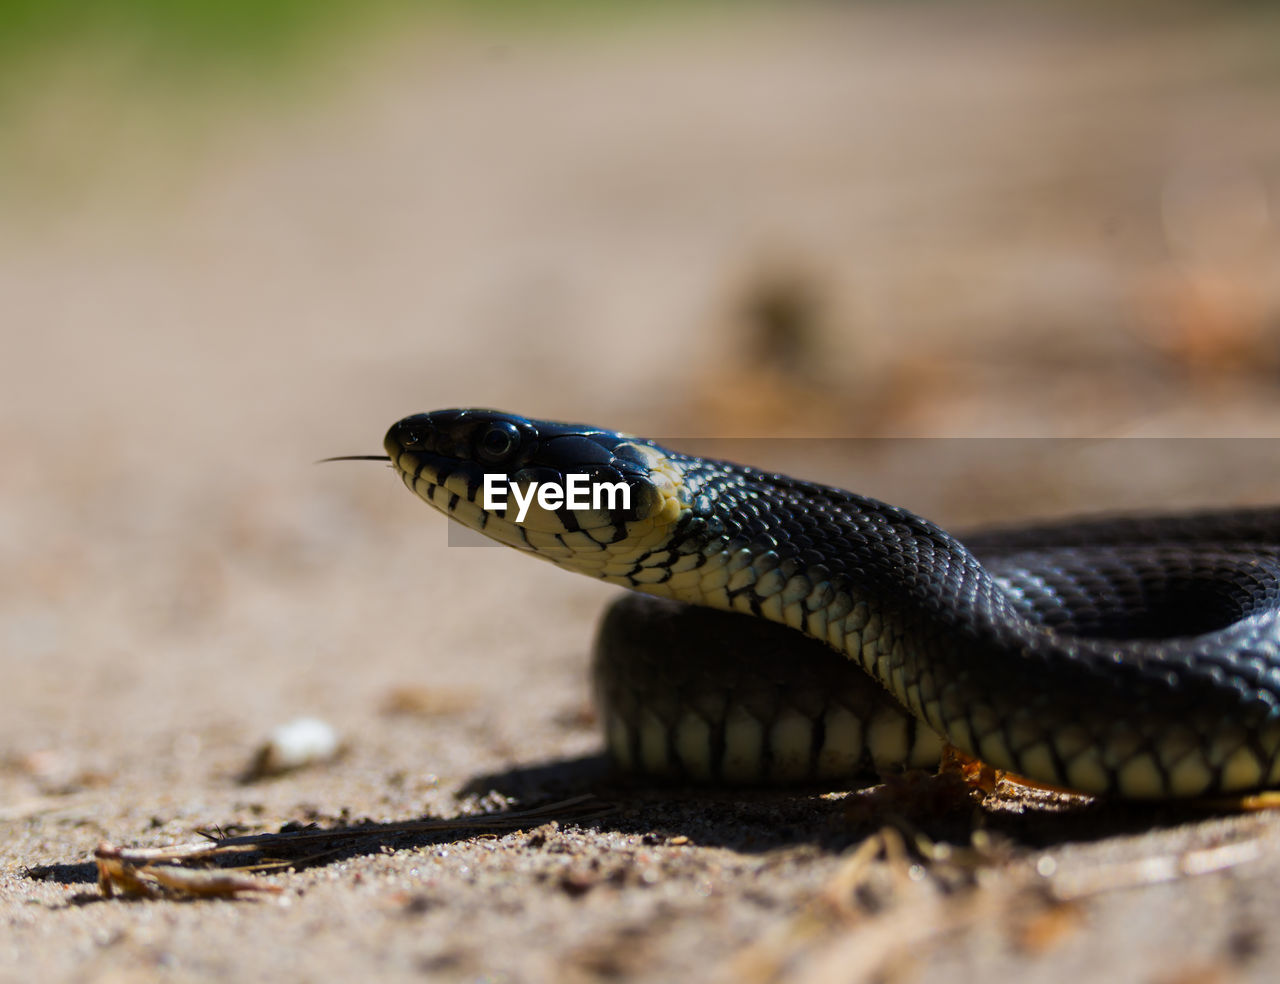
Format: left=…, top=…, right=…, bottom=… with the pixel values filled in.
left=384, top=409, right=686, bottom=560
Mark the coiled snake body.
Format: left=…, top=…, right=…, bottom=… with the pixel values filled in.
left=362, top=408, right=1280, bottom=799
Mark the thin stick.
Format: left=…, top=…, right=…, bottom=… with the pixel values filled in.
left=96, top=795, right=613, bottom=867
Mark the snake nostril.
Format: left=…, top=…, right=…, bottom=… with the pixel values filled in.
left=390, top=414, right=436, bottom=452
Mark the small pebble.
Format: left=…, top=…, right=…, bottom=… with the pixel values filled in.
left=243, top=717, right=341, bottom=780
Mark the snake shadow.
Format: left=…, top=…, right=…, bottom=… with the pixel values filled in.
left=27, top=756, right=1256, bottom=900
left=458, top=752, right=1251, bottom=855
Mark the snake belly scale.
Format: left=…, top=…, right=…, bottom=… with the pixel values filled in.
left=370, top=408, right=1280, bottom=799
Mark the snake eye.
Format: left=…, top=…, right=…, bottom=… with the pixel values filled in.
left=477, top=421, right=522, bottom=464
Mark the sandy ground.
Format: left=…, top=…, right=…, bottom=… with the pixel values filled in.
left=5, top=5, right=1280, bottom=982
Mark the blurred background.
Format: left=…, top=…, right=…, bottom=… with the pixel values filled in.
left=4, top=0, right=1280, bottom=448
left=3, top=0, right=1280, bottom=825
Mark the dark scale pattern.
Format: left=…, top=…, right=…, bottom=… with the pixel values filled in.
left=646, top=454, right=1280, bottom=796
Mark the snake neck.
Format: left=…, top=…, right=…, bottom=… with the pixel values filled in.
left=616, top=456, right=1016, bottom=669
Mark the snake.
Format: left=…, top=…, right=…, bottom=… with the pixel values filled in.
left=331, top=408, right=1280, bottom=799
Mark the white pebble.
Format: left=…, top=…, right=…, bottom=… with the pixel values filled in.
left=245, top=717, right=340, bottom=779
